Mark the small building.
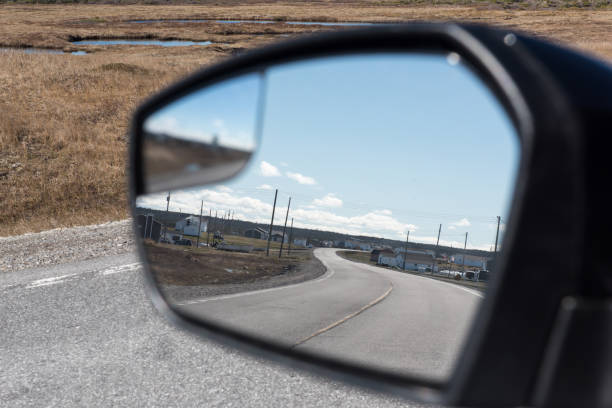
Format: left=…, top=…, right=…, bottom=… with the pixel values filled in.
left=271, top=230, right=288, bottom=243
left=294, top=238, right=308, bottom=247
left=244, top=227, right=269, bottom=240
left=357, top=242, right=372, bottom=251
left=175, top=215, right=207, bottom=237
left=338, top=240, right=372, bottom=251
left=450, top=253, right=487, bottom=268
left=396, top=252, right=436, bottom=272
left=370, top=248, right=394, bottom=262
left=378, top=253, right=399, bottom=267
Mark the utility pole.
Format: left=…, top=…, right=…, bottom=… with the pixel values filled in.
left=279, top=197, right=291, bottom=258
left=463, top=232, right=468, bottom=271
left=213, top=210, right=218, bottom=240
left=433, top=223, right=442, bottom=275
left=206, top=209, right=211, bottom=246
left=228, top=210, right=236, bottom=234
left=162, top=191, right=170, bottom=242
left=143, top=215, right=149, bottom=241
left=196, top=200, right=203, bottom=248
left=402, top=230, right=410, bottom=271
left=494, top=215, right=501, bottom=253
left=287, top=218, right=294, bottom=255
left=266, top=189, right=278, bottom=256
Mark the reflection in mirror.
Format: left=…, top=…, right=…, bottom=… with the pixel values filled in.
left=135, top=53, right=519, bottom=381
left=142, top=73, right=262, bottom=193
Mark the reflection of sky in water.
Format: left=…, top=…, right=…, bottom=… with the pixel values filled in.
left=143, top=73, right=261, bottom=151
left=140, top=53, right=519, bottom=248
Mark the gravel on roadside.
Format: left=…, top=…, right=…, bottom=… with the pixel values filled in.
left=0, top=219, right=136, bottom=273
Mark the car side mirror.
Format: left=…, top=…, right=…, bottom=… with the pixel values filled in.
left=129, top=24, right=589, bottom=406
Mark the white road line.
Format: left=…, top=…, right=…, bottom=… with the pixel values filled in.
left=100, top=262, right=142, bottom=276
left=25, top=273, right=77, bottom=289
left=10, top=262, right=143, bottom=291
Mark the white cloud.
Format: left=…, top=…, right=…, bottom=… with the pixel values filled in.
left=216, top=185, right=233, bottom=193
left=286, top=171, right=316, bottom=185
left=290, top=207, right=417, bottom=238
left=374, top=209, right=392, bottom=216
left=257, top=184, right=274, bottom=190
left=312, top=193, right=343, bottom=208
left=260, top=161, right=281, bottom=177
left=452, top=218, right=471, bottom=227
left=136, top=188, right=272, bottom=221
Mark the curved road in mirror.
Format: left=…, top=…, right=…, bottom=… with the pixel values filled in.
left=177, top=248, right=482, bottom=380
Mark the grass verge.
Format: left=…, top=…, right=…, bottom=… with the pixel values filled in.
left=2, top=3, right=612, bottom=235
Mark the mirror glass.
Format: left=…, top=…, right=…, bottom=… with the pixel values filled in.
left=135, top=52, right=520, bottom=381
left=142, top=72, right=262, bottom=192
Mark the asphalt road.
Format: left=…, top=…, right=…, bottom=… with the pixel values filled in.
left=179, top=249, right=482, bottom=380
left=0, top=249, right=435, bottom=407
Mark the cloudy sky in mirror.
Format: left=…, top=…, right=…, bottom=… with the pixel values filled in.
left=138, top=53, right=519, bottom=250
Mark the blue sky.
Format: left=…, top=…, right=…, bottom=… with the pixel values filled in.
left=138, top=52, right=520, bottom=250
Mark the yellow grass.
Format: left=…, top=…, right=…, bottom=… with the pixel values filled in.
left=2, top=3, right=612, bottom=236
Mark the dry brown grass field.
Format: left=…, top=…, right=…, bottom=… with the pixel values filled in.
left=2, top=2, right=612, bottom=236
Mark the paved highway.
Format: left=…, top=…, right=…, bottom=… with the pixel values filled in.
left=0, top=249, right=434, bottom=407
left=180, top=248, right=482, bottom=381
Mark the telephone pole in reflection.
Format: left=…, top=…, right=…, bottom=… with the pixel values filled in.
left=463, top=232, right=468, bottom=271
left=206, top=209, right=211, bottom=246
left=287, top=218, right=294, bottom=255
left=162, top=191, right=171, bottom=242
left=279, top=197, right=291, bottom=258
left=196, top=200, right=203, bottom=248
left=433, top=223, right=442, bottom=275
left=266, top=189, right=278, bottom=256
left=402, top=230, right=410, bottom=271
left=494, top=216, right=501, bottom=253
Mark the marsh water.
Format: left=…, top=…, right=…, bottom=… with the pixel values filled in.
left=0, top=48, right=87, bottom=55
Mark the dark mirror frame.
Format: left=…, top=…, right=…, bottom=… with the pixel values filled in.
left=129, top=23, right=585, bottom=406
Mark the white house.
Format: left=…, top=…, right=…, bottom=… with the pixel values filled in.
left=271, top=230, right=288, bottom=243
left=357, top=242, right=372, bottom=251
left=395, top=252, right=436, bottom=272
left=450, top=253, right=487, bottom=268
left=342, top=240, right=372, bottom=251
left=244, top=228, right=269, bottom=240
left=175, top=215, right=207, bottom=236
left=293, top=238, right=308, bottom=247
left=378, top=253, right=399, bottom=267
